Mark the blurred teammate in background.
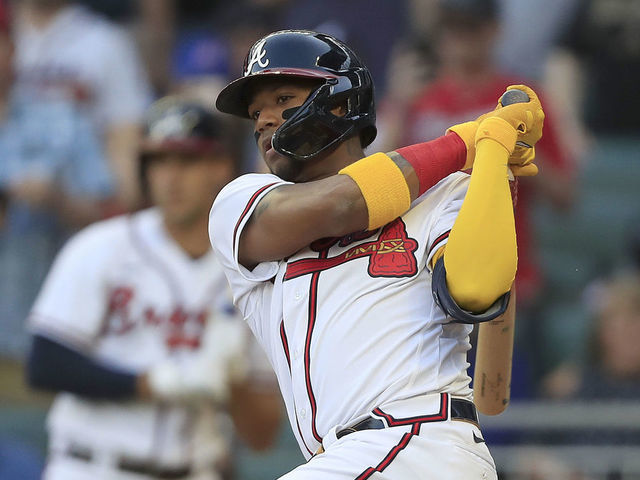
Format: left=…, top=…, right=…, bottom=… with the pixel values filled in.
left=0, top=0, right=113, bottom=358
left=26, top=97, right=282, bottom=480
left=13, top=0, right=152, bottom=209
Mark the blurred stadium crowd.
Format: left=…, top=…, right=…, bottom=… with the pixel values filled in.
left=0, top=0, right=639, bottom=479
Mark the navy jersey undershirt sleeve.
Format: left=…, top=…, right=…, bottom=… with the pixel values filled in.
left=27, top=334, right=138, bottom=400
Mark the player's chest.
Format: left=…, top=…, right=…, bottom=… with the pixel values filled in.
left=285, top=217, right=424, bottom=280
left=101, top=259, right=226, bottom=349
left=278, top=217, right=427, bottom=312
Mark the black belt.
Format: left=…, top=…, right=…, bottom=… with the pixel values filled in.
left=336, top=397, right=479, bottom=439
left=65, top=445, right=192, bottom=479
left=117, top=457, right=192, bottom=479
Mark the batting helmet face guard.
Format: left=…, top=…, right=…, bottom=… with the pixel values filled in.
left=216, top=30, right=376, bottom=161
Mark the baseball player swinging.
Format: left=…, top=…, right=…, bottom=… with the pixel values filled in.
left=26, top=97, right=282, bottom=480
left=209, top=30, right=544, bottom=479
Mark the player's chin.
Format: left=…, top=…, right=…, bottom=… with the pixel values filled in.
left=163, top=206, right=201, bottom=227
left=265, top=151, right=302, bottom=182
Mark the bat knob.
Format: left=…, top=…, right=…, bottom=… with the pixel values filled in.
left=500, top=89, right=529, bottom=106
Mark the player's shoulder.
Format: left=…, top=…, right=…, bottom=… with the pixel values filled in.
left=64, top=5, right=133, bottom=48
left=219, top=172, right=284, bottom=195
left=213, top=173, right=286, bottom=208
left=63, top=212, right=133, bottom=253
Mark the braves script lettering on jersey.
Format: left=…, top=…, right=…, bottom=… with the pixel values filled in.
left=29, top=208, right=248, bottom=479
left=209, top=172, right=497, bottom=478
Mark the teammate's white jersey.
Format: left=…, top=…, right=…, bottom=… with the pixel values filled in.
left=209, top=172, right=474, bottom=459
left=29, top=208, right=253, bottom=471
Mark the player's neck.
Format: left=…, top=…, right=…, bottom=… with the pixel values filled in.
left=299, top=137, right=365, bottom=182
left=163, top=215, right=211, bottom=259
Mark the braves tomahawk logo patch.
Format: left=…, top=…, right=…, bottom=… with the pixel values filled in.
left=285, top=218, right=419, bottom=279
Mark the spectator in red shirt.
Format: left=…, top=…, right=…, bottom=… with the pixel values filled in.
left=378, top=0, right=578, bottom=389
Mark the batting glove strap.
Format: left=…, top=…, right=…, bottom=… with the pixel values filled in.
left=475, top=117, right=518, bottom=155
left=431, top=257, right=510, bottom=324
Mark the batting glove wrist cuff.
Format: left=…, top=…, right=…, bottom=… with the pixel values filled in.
left=475, top=117, right=517, bottom=154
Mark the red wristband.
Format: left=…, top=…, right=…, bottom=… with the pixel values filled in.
left=395, top=133, right=467, bottom=197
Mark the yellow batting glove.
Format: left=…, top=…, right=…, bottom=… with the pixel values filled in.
left=477, top=87, right=544, bottom=148
left=509, top=144, right=538, bottom=176
left=510, top=163, right=539, bottom=177
left=478, top=85, right=544, bottom=170
left=446, top=85, right=544, bottom=173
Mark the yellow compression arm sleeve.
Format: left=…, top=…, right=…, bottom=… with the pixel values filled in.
left=443, top=119, right=518, bottom=312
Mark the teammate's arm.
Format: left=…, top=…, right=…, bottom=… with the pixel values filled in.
left=26, top=334, right=212, bottom=403
left=238, top=133, right=469, bottom=269
left=27, top=335, right=140, bottom=400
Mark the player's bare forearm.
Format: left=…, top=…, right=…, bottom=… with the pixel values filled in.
left=239, top=174, right=368, bottom=268
left=238, top=148, right=428, bottom=269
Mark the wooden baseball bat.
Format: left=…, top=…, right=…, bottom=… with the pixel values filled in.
left=473, top=287, right=516, bottom=415
left=472, top=87, right=525, bottom=415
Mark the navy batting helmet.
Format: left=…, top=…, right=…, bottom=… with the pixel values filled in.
left=140, top=97, right=223, bottom=156
left=139, top=97, right=230, bottom=192
left=215, top=29, right=376, bottom=161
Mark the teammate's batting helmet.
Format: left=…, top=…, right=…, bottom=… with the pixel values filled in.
left=139, top=97, right=226, bottom=191
left=216, top=29, right=376, bottom=161
left=141, top=97, right=222, bottom=155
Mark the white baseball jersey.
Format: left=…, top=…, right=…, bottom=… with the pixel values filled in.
left=209, top=172, right=476, bottom=460
left=14, top=4, right=151, bottom=129
left=29, top=208, right=261, bottom=475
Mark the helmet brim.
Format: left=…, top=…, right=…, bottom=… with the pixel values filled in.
left=139, top=138, right=220, bottom=156
left=215, top=68, right=338, bottom=118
